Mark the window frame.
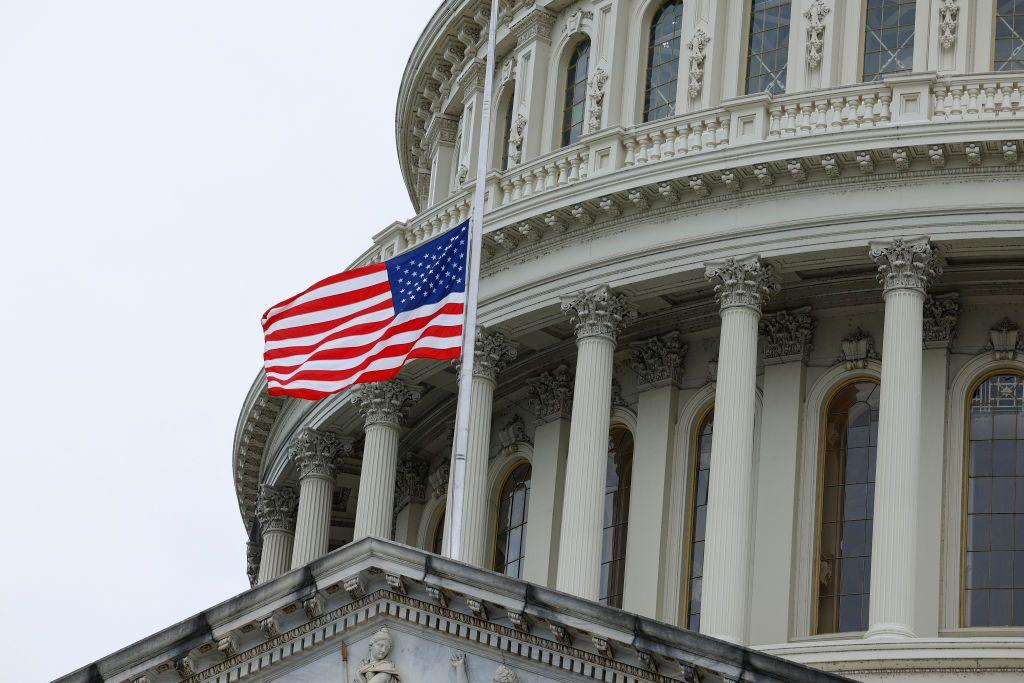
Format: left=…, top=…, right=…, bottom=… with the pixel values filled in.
left=560, top=37, right=592, bottom=148
left=491, top=459, right=532, bottom=579
left=860, top=0, right=917, bottom=83
left=682, top=403, right=714, bottom=631
left=993, top=3, right=1024, bottom=72
left=642, top=0, right=685, bottom=123
left=811, top=376, right=881, bottom=636
left=600, top=425, right=635, bottom=608
left=959, top=368, right=1024, bottom=628
left=743, top=0, right=793, bottom=96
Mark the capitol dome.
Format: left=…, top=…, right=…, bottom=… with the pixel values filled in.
left=232, top=0, right=1024, bottom=679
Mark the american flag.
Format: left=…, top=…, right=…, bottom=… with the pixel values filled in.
left=262, top=222, right=468, bottom=399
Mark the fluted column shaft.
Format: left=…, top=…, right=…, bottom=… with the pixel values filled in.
left=352, top=379, right=421, bottom=542
left=291, top=474, right=335, bottom=566
left=255, top=484, right=298, bottom=584
left=354, top=421, right=401, bottom=540
left=701, top=255, right=777, bottom=644
left=459, top=327, right=517, bottom=568
left=556, top=335, right=616, bottom=599
left=701, top=305, right=760, bottom=642
left=867, top=237, right=939, bottom=638
left=461, top=374, right=497, bottom=566
left=555, top=286, right=635, bottom=600
left=290, top=430, right=347, bottom=568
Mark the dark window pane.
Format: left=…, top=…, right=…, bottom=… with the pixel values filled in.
left=685, top=410, right=713, bottom=629
left=996, top=5, right=1024, bottom=71
left=862, top=0, right=915, bottom=81
left=492, top=462, right=531, bottom=578
left=642, top=1, right=683, bottom=122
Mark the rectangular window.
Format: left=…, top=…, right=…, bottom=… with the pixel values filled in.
left=995, top=3, right=1024, bottom=72
left=862, top=0, right=915, bottom=82
left=745, top=0, right=792, bottom=95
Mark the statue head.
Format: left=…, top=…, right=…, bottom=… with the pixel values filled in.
left=368, top=627, right=393, bottom=661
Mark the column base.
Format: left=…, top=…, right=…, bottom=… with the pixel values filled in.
left=865, top=624, right=916, bottom=640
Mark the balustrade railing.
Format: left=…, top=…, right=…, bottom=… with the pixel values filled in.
left=391, top=75, right=1021, bottom=254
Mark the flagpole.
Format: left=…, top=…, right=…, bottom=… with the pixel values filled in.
left=447, top=0, right=499, bottom=563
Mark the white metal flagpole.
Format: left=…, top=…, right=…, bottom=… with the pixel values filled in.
left=447, top=0, right=499, bottom=562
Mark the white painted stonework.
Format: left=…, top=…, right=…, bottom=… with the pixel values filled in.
left=65, top=1, right=1024, bottom=681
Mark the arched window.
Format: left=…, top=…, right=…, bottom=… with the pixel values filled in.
left=493, top=461, right=531, bottom=578
left=499, top=89, right=516, bottom=171
left=643, top=0, right=683, bottom=122
left=963, top=372, right=1024, bottom=627
left=862, top=0, right=915, bottom=82
left=995, top=5, right=1024, bottom=72
left=561, top=39, right=591, bottom=147
left=815, top=380, right=880, bottom=634
left=600, top=426, right=634, bottom=607
left=745, top=0, right=792, bottom=95
left=684, top=408, right=713, bottom=630
left=431, top=511, right=445, bottom=555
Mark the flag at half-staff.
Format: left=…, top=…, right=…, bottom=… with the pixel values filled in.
left=262, top=222, right=468, bottom=400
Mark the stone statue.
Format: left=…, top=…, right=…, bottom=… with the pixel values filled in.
left=352, top=627, right=401, bottom=683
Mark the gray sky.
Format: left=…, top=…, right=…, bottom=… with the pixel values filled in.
left=0, top=2, right=439, bottom=679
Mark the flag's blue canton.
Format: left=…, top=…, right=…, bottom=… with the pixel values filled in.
left=386, top=221, right=469, bottom=314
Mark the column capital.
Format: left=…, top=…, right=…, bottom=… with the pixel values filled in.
left=923, top=292, right=960, bottom=348
left=255, top=484, right=299, bottom=533
left=394, top=457, right=430, bottom=513
left=760, top=306, right=816, bottom=363
left=470, top=326, right=519, bottom=382
left=353, top=379, right=422, bottom=428
left=869, top=237, right=941, bottom=294
left=704, top=255, right=779, bottom=313
left=289, top=428, right=353, bottom=480
left=512, top=8, right=557, bottom=47
left=527, top=365, right=574, bottom=423
left=629, top=331, right=687, bottom=389
left=560, top=285, right=637, bottom=343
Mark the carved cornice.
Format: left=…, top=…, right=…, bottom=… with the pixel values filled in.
left=527, top=365, right=574, bottom=422
left=394, top=457, right=430, bottom=512
left=289, top=428, right=352, bottom=480
left=353, top=379, right=422, bottom=428
left=560, top=285, right=637, bottom=343
left=255, top=484, right=299, bottom=534
left=704, top=255, right=779, bottom=312
left=425, top=114, right=460, bottom=154
left=512, top=8, right=556, bottom=46
left=923, top=292, right=960, bottom=347
left=869, top=237, right=940, bottom=294
left=760, top=306, right=815, bottom=362
left=629, top=331, right=687, bottom=389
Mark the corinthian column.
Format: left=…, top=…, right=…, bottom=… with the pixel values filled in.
left=255, top=484, right=299, bottom=584
left=867, top=237, right=940, bottom=639
left=352, top=379, right=421, bottom=541
left=289, top=429, right=350, bottom=569
left=701, top=255, right=778, bottom=644
left=459, top=327, right=518, bottom=567
left=555, top=285, right=636, bottom=600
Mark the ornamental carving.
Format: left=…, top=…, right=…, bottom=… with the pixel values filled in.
left=804, top=0, right=831, bottom=69
left=869, top=237, right=940, bottom=294
left=630, top=331, right=687, bottom=388
left=760, top=307, right=815, bottom=360
left=512, top=9, right=556, bottom=46
left=352, top=627, right=400, bottom=683
left=246, top=540, right=261, bottom=587
left=527, top=365, right=574, bottom=421
left=587, top=67, right=609, bottom=133
left=497, top=414, right=531, bottom=457
left=939, top=0, right=959, bottom=50
left=500, top=57, right=516, bottom=86
left=353, top=379, right=422, bottom=428
left=704, top=255, right=779, bottom=312
left=290, top=428, right=351, bottom=480
left=394, top=457, right=430, bottom=512
left=564, top=8, right=593, bottom=36
left=840, top=327, right=879, bottom=370
left=923, top=292, right=960, bottom=346
left=985, top=318, right=1024, bottom=361
left=560, top=285, right=637, bottom=342
left=472, top=326, right=519, bottom=382
left=255, top=484, right=299, bottom=533
left=429, top=461, right=450, bottom=498
left=687, top=29, right=711, bottom=99
left=493, top=664, right=520, bottom=683
left=507, top=114, right=527, bottom=165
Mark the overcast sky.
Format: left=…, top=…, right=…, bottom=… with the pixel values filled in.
left=0, top=2, right=439, bottom=680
